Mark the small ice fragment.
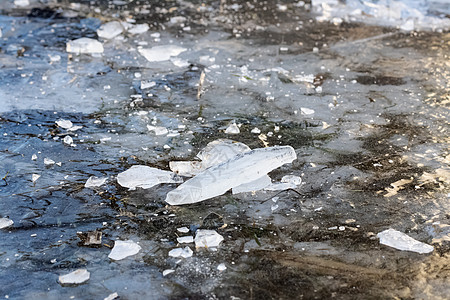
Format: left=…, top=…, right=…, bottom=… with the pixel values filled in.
left=281, top=175, right=302, bottom=185
left=56, top=119, right=73, bottom=129
left=251, top=127, right=261, bottom=134
left=32, top=174, right=40, bottom=183
left=168, top=246, right=193, bottom=258
left=194, top=229, right=224, bottom=248
left=177, top=236, right=194, bottom=244
left=104, top=292, right=119, bottom=300
left=138, top=45, right=187, bottom=62
left=141, top=80, right=156, bottom=89
left=117, top=165, right=182, bottom=190
left=97, top=21, right=124, bottom=39
left=147, top=125, right=169, bottom=136
left=85, top=176, right=107, bottom=188
left=68, top=125, right=83, bottom=131
left=128, top=23, right=149, bottom=34
left=56, top=162, right=62, bottom=167
left=177, top=227, right=190, bottom=233
left=58, top=269, right=90, bottom=285
left=14, top=0, right=29, bottom=7
left=108, top=240, right=141, bottom=260
left=271, top=204, right=279, bottom=211
left=224, top=123, right=240, bottom=134
left=0, top=218, right=14, bottom=229
left=232, top=175, right=272, bottom=194
left=31, top=154, right=37, bottom=161
left=217, top=263, right=227, bottom=271
left=162, top=269, right=175, bottom=276
left=377, top=228, right=434, bottom=254
left=171, top=57, right=190, bottom=68
left=44, top=158, right=55, bottom=166
left=49, top=54, right=61, bottom=62
left=63, top=135, right=73, bottom=145
left=166, top=146, right=297, bottom=205
left=169, top=161, right=204, bottom=177
left=300, top=107, right=315, bottom=115
left=66, top=38, right=104, bottom=54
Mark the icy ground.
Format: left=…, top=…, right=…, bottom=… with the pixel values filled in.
left=0, top=0, right=449, bottom=299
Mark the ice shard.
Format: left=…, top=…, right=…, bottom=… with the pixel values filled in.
left=165, top=146, right=296, bottom=205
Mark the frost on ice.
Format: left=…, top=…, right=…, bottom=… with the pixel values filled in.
left=377, top=228, right=434, bottom=254
left=165, top=145, right=297, bottom=205
left=108, top=240, right=142, bottom=260
left=117, top=165, right=182, bottom=190
left=66, top=38, right=104, bottom=54
left=58, top=269, right=90, bottom=285
left=194, top=230, right=224, bottom=248
left=138, top=45, right=187, bottom=62
left=85, top=176, right=108, bottom=188
left=0, top=218, right=14, bottom=229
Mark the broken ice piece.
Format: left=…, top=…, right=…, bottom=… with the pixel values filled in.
left=300, top=107, right=315, bottom=115
left=68, top=125, right=83, bottom=131
left=117, top=165, right=182, bottom=190
left=165, top=146, right=296, bottom=205
left=0, top=218, right=14, bottom=229
left=32, top=174, right=40, bottom=183
left=66, top=38, right=104, bottom=54
left=168, top=246, right=193, bottom=258
left=77, top=231, right=102, bottom=247
left=217, top=263, right=227, bottom=271
left=56, top=119, right=73, bottom=129
left=44, top=158, right=55, bottom=166
left=232, top=175, right=272, bottom=194
left=108, top=240, right=141, bottom=260
left=162, top=269, right=175, bottom=276
left=63, top=135, right=73, bottom=145
left=85, top=176, right=108, bottom=188
left=224, top=123, right=240, bottom=134
left=147, top=125, right=169, bottom=136
left=97, top=21, right=123, bottom=39
left=104, top=292, right=119, bottom=300
left=177, top=227, right=190, bottom=233
left=128, top=23, right=149, bottom=34
left=141, top=80, right=156, bottom=89
left=14, top=0, right=29, bottom=7
left=169, top=161, right=204, bottom=177
left=58, top=269, right=90, bottom=285
left=251, top=127, right=261, bottom=134
left=138, top=45, right=187, bottom=62
left=196, top=139, right=251, bottom=169
left=377, top=228, right=434, bottom=254
left=31, top=154, right=37, bottom=161
left=177, top=236, right=194, bottom=244
left=194, top=229, right=224, bottom=248
left=281, top=175, right=302, bottom=185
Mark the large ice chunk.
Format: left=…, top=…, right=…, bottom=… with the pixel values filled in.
left=108, top=240, right=141, bottom=260
left=117, top=165, right=182, bottom=190
left=66, top=38, right=104, bottom=54
left=138, top=45, right=187, bottom=62
left=85, top=176, right=108, bottom=188
left=58, top=269, right=90, bottom=285
left=165, top=145, right=297, bottom=205
left=97, top=21, right=123, bottom=39
left=377, top=228, right=434, bottom=254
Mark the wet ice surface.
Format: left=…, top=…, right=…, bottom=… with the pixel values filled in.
left=0, top=0, right=449, bottom=299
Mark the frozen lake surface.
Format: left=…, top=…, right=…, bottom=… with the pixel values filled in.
left=0, top=0, right=449, bottom=299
